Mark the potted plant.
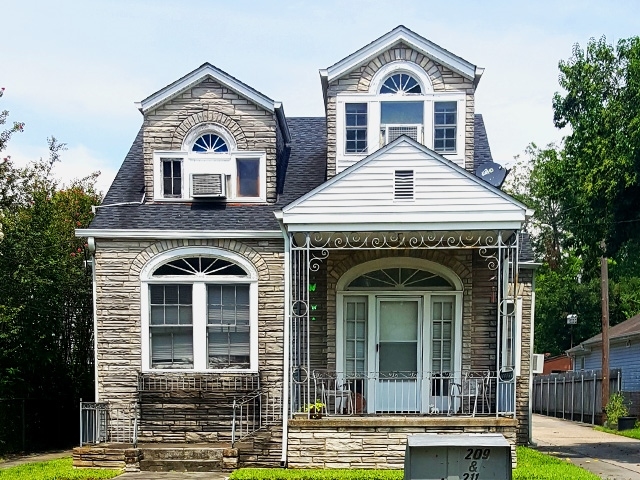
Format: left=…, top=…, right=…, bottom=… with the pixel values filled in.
left=605, top=392, right=635, bottom=430
left=303, top=400, right=326, bottom=419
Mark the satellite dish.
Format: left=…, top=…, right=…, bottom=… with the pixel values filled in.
left=475, top=162, right=507, bottom=188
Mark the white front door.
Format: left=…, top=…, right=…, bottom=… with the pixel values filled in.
left=375, top=297, right=421, bottom=412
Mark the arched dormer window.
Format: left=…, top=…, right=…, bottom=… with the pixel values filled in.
left=182, top=124, right=237, bottom=153
left=141, top=248, right=258, bottom=372
left=380, top=73, right=422, bottom=95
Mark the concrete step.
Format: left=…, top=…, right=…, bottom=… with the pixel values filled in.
left=139, top=445, right=238, bottom=471
left=139, top=459, right=225, bottom=472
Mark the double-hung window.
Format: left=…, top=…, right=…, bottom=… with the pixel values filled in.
left=345, top=103, right=367, bottom=154
left=434, top=102, right=457, bottom=153
left=162, top=159, right=182, bottom=198
left=143, top=250, right=258, bottom=371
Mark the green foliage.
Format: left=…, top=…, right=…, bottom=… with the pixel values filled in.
left=230, top=469, right=403, bottom=480
left=604, top=392, right=630, bottom=427
left=551, top=36, right=640, bottom=261
left=0, top=457, right=120, bottom=480
left=513, top=447, right=599, bottom=479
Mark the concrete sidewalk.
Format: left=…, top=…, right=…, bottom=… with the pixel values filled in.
left=533, top=414, right=640, bottom=479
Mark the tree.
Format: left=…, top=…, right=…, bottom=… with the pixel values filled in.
left=552, top=36, right=640, bottom=263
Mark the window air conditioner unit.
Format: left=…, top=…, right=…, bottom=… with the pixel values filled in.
left=381, top=124, right=422, bottom=145
left=532, top=353, right=544, bottom=374
left=191, top=173, right=226, bottom=198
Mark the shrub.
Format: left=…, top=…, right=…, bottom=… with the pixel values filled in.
left=605, top=392, right=629, bottom=428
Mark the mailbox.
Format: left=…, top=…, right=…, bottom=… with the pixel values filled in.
left=404, top=433, right=512, bottom=480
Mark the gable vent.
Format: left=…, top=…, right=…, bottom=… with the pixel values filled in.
left=191, top=173, right=226, bottom=198
left=394, top=170, right=414, bottom=200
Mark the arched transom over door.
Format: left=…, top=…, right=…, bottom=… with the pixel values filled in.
left=336, top=258, right=463, bottom=414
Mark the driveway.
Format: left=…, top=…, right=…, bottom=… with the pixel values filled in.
left=533, top=414, right=640, bottom=479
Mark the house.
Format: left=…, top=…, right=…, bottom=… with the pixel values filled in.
left=567, top=314, right=640, bottom=416
left=75, top=25, right=537, bottom=470
left=543, top=354, right=572, bottom=374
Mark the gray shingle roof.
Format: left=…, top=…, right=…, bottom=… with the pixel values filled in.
left=91, top=114, right=497, bottom=231
left=473, top=114, right=494, bottom=170
left=91, top=117, right=327, bottom=231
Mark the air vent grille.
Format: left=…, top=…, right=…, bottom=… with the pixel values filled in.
left=394, top=170, right=414, bottom=200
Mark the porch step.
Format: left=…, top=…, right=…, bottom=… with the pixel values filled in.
left=139, top=445, right=238, bottom=471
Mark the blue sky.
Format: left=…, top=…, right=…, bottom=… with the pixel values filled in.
left=2, top=0, right=639, bottom=194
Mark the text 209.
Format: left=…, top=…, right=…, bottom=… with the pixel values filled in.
left=465, top=448, right=490, bottom=460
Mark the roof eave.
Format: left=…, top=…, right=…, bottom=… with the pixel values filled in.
left=138, top=63, right=276, bottom=114
left=326, top=26, right=477, bottom=83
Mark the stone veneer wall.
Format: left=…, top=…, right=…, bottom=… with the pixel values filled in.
left=94, top=237, right=285, bottom=462
left=287, top=418, right=517, bottom=469
left=142, top=77, right=280, bottom=203
left=516, top=269, right=533, bottom=444
left=325, top=42, right=476, bottom=178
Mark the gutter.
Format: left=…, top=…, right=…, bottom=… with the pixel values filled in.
left=275, top=211, right=290, bottom=467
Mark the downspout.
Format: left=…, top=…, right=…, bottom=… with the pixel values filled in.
left=87, top=237, right=99, bottom=403
left=275, top=212, right=290, bottom=467
left=529, top=274, right=536, bottom=445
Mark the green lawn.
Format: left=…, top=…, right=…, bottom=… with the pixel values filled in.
left=230, top=446, right=598, bottom=480
left=0, top=457, right=121, bottom=480
left=595, top=425, right=640, bottom=440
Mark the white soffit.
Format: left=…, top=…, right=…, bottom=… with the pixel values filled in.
left=325, top=25, right=478, bottom=83
left=281, top=136, right=527, bottom=231
left=138, top=63, right=277, bottom=114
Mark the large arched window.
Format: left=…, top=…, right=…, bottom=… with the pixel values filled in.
left=141, top=248, right=258, bottom=372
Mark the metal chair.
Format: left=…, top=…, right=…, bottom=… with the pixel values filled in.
left=448, top=371, right=491, bottom=416
left=312, top=370, right=354, bottom=415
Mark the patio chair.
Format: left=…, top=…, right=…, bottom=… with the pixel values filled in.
left=448, top=371, right=491, bottom=416
left=312, top=369, right=354, bottom=415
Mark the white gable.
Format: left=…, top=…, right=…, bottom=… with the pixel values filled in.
left=281, top=137, right=527, bottom=232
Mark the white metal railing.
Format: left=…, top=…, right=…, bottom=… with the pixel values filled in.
left=231, top=389, right=282, bottom=446
left=79, top=401, right=139, bottom=446
left=290, top=370, right=515, bottom=417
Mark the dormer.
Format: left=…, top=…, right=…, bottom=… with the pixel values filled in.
left=320, top=26, right=483, bottom=177
left=137, top=63, right=290, bottom=204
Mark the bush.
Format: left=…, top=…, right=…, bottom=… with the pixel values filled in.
left=605, top=392, right=629, bottom=427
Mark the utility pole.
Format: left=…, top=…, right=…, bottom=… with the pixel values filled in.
left=601, top=241, right=610, bottom=419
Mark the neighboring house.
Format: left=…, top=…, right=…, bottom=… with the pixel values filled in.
left=76, top=25, right=536, bottom=470
left=568, top=314, right=640, bottom=416
left=543, top=354, right=572, bottom=374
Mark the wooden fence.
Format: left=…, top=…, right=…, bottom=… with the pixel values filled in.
left=532, top=369, right=621, bottom=425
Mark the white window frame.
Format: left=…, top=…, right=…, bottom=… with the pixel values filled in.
left=140, top=247, right=259, bottom=373
left=160, top=157, right=184, bottom=199
left=153, top=150, right=267, bottom=202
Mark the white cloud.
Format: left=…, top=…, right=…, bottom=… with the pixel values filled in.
left=7, top=143, right=118, bottom=198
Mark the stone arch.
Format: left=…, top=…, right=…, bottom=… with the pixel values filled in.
left=171, top=111, right=248, bottom=150
left=356, top=44, right=445, bottom=93
left=130, top=239, right=270, bottom=282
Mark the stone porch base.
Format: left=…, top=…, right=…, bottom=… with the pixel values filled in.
left=287, top=416, right=517, bottom=468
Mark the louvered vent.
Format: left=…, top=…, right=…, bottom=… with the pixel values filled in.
left=191, top=173, right=226, bottom=198
left=386, top=125, right=419, bottom=143
left=394, top=170, right=414, bottom=200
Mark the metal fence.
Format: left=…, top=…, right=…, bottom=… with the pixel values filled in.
left=291, top=369, right=516, bottom=417
left=79, top=401, right=139, bottom=446
left=532, top=369, right=621, bottom=424
left=231, top=389, right=282, bottom=446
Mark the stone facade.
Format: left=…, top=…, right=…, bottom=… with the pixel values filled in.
left=94, top=237, right=285, bottom=460
left=325, top=42, right=477, bottom=178
left=142, top=77, right=281, bottom=203
left=287, top=417, right=516, bottom=469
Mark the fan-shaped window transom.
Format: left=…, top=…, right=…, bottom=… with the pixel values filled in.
left=192, top=133, right=229, bottom=153
left=153, top=256, right=248, bottom=277
left=347, top=267, right=453, bottom=290
left=380, top=73, right=422, bottom=95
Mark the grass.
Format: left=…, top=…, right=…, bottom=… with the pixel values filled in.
left=513, top=447, right=599, bottom=479
left=595, top=425, right=640, bottom=440
left=0, top=457, right=121, bottom=480
left=230, top=447, right=597, bottom=480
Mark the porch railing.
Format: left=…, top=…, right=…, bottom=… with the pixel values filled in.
left=290, top=369, right=515, bottom=417
left=79, top=401, right=138, bottom=446
left=231, top=389, right=282, bottom=446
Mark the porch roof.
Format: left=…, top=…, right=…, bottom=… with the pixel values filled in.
left=279, top=136, right=530, bottom=233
